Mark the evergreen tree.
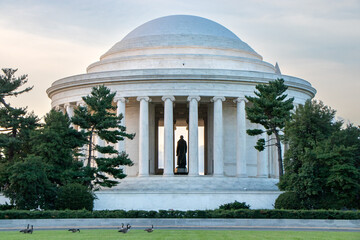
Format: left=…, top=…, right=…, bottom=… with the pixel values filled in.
left=279, top=100, right=360, bottom=209
left=245, top=78, right=294, bottom=177
left=0, top=69, right=39, bottom=192
left=72, top=85, right=134, bottom=190
left=0, top=68, right=32, bottom=109
left=0, top=107, right=39, bottom=162
left=30, top=109, right=87, bottom=186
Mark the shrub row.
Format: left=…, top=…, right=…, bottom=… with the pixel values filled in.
left=0, top=209, right=359, bottom=220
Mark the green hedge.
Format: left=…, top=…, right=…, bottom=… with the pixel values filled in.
left=0, top=209, right=359, bottom=220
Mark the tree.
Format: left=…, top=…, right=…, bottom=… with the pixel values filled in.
left=245, top=78, right=294, bottom=177
left=279, top=100, right=360, bottom=209
left=3, top=155, right=56, bottom=210
left=72, top=85, right=134, bottom=190
left=0, top=68, right=32, bottom=109
left=0, top=107, right=39, bottom=162
left=0, top=69, right=39, bottom=192
left=30, top=109, right=87, bottom=186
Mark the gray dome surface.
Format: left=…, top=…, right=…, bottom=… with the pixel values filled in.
left=103, top=15, right=259, bottom=58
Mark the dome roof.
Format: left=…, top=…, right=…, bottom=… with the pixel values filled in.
left=102, top=15, right=258, bottom=58
left=87, top=15, right=275, bottom=73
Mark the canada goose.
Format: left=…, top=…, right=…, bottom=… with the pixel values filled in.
left=144, top=225, right=154, bottom=233
left=19, top=224, right=29, bottom=233
left=26, top=225, right=33, bottom=234
left=118, top=224, right=131, bottom=233
left=127, top=223, right=132, bottom=232
left=68, top=228, right=80, bottom=233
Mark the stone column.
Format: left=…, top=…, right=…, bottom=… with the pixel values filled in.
left=96, top=136, right=105, bottom=159
left=64, top=103, right=74, bottom=128
left=234, top=97, right=248, bottom=177
left=115, top=97, right=127, bottom=153
left=187, top=96, right=200, bottom=176
left=162, top=96, right=175, bottom=176
left=211, top=96, right=225, bottom=176
left=257, top=126, right=268, bottom=178
left=115, top=97, right=127, bottom=174
left=137, top=96, right=151, bottom=176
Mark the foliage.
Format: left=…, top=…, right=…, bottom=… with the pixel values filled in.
left=280, top=100, right=360, bottom=209
left=0, top=107, right=39, bottom=163
left=30, top=109, right=87, bottom=186
left=0, top=209, right=359, bottom=220
left=72, top=85, right=134, bottom=190
left=274, top=192, right=302, bottom=210
left=0, top=68, right=32, bottom=109
left=245, top=78, right=294, bottom=176
left=2, top=155, right=56, bottom=210
left=0, top=68, right=40, bottom=203
left=55, top=183, right=96, bottom=211
left=0, top=203, right=14, bottom=210
left=219, top=201, right=250, bottom=210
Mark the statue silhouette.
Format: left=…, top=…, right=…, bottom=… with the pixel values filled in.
left=176, top=135, right=187, bottom=168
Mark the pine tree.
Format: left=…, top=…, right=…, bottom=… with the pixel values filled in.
left=30, top=109, right=87, bottom=186
left=0, top=69, right=39, bottom=192
left=72, top=85, right=134, bottom=190
left=245, top=78, right=294, bottom=177
left=0, top=68, right=32, bottom=109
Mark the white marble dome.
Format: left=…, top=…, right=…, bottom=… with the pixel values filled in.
left=87, top=15, right=274, bottom=73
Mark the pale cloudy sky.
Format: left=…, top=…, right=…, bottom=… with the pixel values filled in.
left=0, top=0, right=359, bottom=125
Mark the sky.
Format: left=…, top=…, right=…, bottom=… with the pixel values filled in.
left=0, top=0, right=359, bottom=125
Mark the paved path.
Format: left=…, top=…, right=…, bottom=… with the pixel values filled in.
left=1, top=218, right=359, bottom=232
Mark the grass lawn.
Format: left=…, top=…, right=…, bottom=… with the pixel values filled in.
left=0, top=229, right=359, bottom=240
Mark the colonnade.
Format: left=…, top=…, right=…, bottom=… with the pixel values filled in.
left=60, top=95, right=268, bottom=177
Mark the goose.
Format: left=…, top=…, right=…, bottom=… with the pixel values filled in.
left=118, top=223, right=124, bottom=230
left=68, top=228, right=80, bottom=233
left=118, top=224, right=131, bottom=233
left=26, top=225, right=33, bottom=234
left=144, top=225, right=154, bottom=233
left=126, top=223, right=132, bottom=232
left=19, top=224, right=29, bottom=233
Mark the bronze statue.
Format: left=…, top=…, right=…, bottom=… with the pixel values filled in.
left=176, top=135, right=187, bottom=168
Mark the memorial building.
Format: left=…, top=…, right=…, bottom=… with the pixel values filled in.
left=47, top=15, right=316, bottom=210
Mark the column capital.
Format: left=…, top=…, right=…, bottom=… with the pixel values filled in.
left=187, top=95, right=201, bottom=102
left=233, top=97, right=248, bottom=104
left=161, top=95, right=175, bottom=102
left=114, top=97, right=128, bottom=103
left=76, top=100, right=86, bottom=107
left=63, top=103, right=73, bottom=109
left=137, top=96, right=152, bottom=102
left=211, top=96, right=226, bottom=102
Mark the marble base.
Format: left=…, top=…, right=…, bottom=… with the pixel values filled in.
left=175, top=167, right=188, bottom=174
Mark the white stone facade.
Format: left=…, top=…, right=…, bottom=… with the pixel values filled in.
left=47, top=15, right=316, bottom=210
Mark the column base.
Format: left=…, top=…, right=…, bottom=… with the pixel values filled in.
left=257, top=174, right=268, bottom=178
left=237, top=174, right=248, bottom=178
left=138, top=174, right=149, bottom=177
left=162, top=173, right=174, bottom=177
left=212, top=174, right=224, bottom=177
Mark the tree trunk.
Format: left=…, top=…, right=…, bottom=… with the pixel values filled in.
left=274, top=131, right=284, bottom=177
left=87, top=132, right=92, bottom=168
left=8, top=128, right=17, bottom=161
